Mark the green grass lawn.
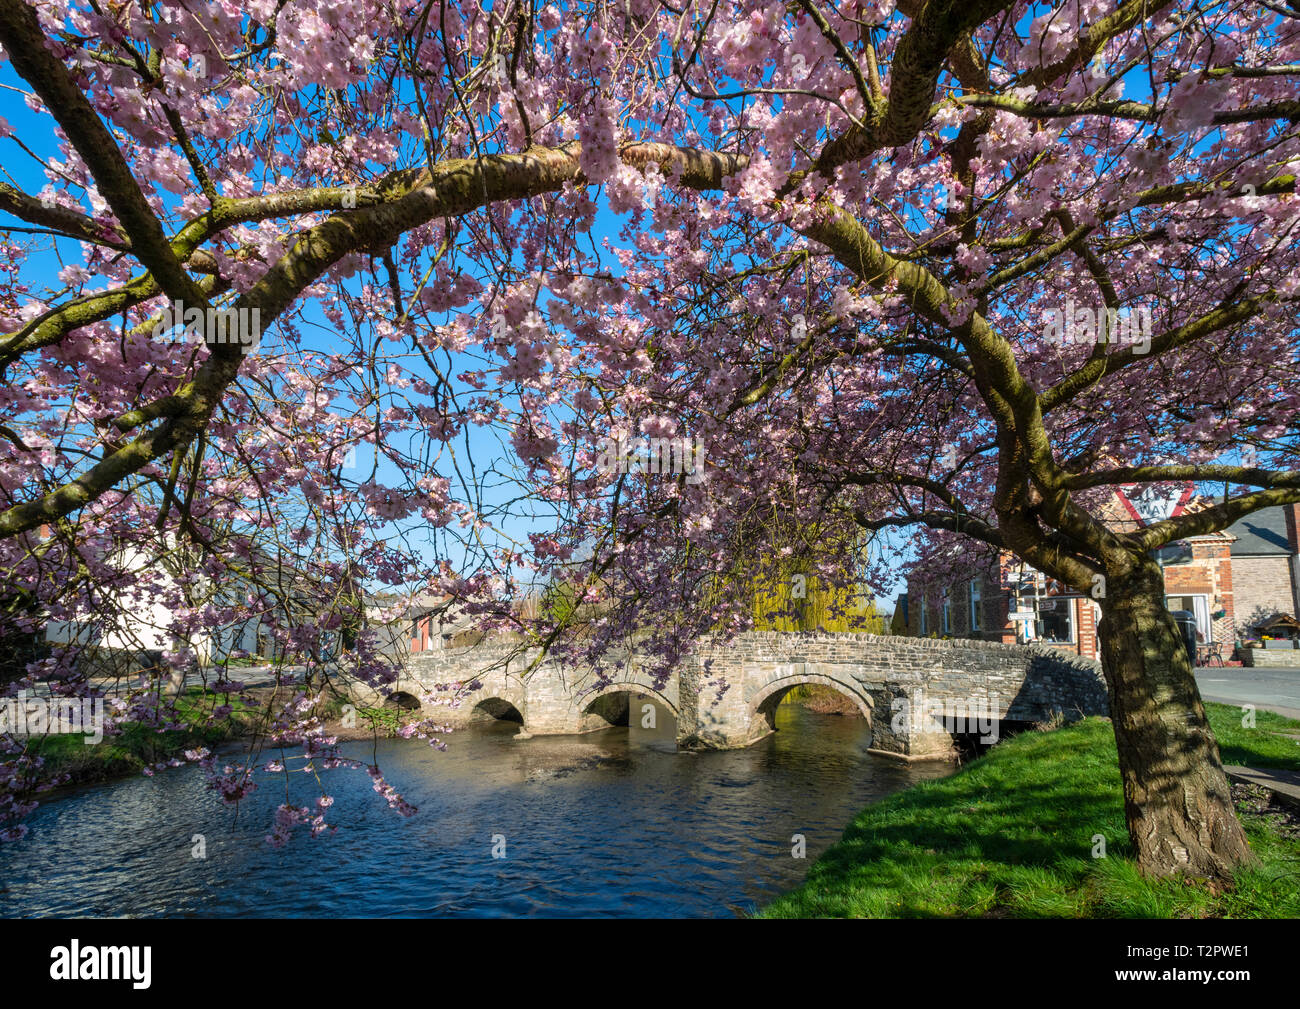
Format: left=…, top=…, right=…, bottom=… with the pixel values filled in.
left=23, top=686, right=276, bottom=785
left=22, top=686, right=381, bottom=787
left=760, top=703, right=1300, bottom=918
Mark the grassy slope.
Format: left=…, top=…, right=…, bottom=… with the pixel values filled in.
left=22, top=687, right=366, bottom=786
left=760, top=703, right=1300, bottom=918
left=23, top=687, right=259, bottom=784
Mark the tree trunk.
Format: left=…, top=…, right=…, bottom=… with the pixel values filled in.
left=1096, top=560, right=1255, bottom=879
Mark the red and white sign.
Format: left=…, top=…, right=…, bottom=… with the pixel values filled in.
left=1116, top=483, right=1194, bottom=527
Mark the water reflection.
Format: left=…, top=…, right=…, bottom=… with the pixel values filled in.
left=0, top=700, right=952, bottom=917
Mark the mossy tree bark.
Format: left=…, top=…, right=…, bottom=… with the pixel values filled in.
left=1096, top=558, right=1255, bottom=879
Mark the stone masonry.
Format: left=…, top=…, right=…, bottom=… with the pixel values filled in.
left=351, top=631, right=1110, bottom=760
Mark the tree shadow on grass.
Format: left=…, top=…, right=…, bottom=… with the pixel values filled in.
left=810, top=782, right=1128, bottom=876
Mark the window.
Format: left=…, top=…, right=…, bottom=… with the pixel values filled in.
left=941, top=588, right=951, bottom=634
left=919, top=594, right=928, bottom=635
left=1036, top=598, right=1075, bottom=643
left=969, top=578, right=982, bottom=632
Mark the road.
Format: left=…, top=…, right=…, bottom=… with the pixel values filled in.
left=1196, top=664, right=1300, bottom=721
left=17, top=664, right=302, bottom=700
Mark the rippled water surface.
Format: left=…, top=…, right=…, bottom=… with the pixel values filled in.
left=1, top=703, right=951, bottom=917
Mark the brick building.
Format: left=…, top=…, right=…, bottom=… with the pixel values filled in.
left=899, top=497, right=1300, bottom=662
left=1225, top=504, right=1300, bottom=632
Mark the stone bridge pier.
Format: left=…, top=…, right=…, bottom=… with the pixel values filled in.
left=349, top=631, right=1109, bottom=760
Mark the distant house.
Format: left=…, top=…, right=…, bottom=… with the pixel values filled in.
left=1223, top=503, right=1300, bottom=633
left=41, top=532, right=321, bottom=673
left=365, top=593, right=481, bottom=654
left=44, top=547, right=254, bottom=667
left=901, top=493, right=1300, bottom=660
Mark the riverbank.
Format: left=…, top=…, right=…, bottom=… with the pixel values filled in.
left=760, top=702, right=1300, bottom=918
left=20, top=685, right=411, bottom=789
left=784, top=683, right=864, bottom=716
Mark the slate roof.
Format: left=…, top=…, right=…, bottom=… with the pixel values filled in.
left=1224, top=505, right=1293, bottom=556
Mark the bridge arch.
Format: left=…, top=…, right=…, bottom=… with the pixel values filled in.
left=471, top=696, right=525, bottom=724
left=580, top=683, right=679, bottom=727
left=749, top=673, right=874, bottom=733
left=383, top=690, right=423, bottom=711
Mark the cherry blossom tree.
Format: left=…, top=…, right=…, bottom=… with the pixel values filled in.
left=1, top=0, right=1298, bottom=879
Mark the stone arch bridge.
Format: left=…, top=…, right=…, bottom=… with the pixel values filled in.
left=352, top=632, right=1109, bottom=759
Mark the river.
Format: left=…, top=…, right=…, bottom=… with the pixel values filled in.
left=0, top=700, right=952, bottom=917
